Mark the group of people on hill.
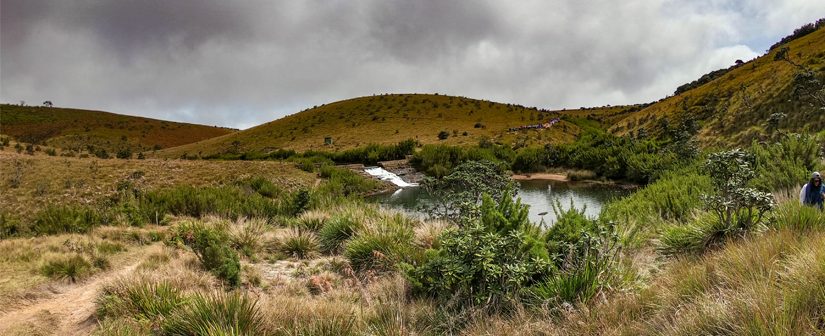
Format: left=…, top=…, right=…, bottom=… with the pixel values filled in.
left=801, top=172, right=825, bottom=210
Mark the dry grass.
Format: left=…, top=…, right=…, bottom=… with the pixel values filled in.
left=0, top=150, right=314, bottom=219
left=0, top=104, right=234, bottom=154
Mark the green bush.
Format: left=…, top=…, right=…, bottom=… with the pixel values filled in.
left=171, top=222, right=241, bottom=286
left=40, top=254, right=93, bottom=282
left=234, top=176, right=283, bottom=198
left=319, top=215, right=361, bottom=253
left=139, top=185, right=282, bottom=222
left=0, top=212, right=22, bottom=238
left=31, top=205, right=100, bottom=235
left=545, top=202, right=600, bottom=267
left=316, top=166, right=382, bottom=197
left=162, top=291, right=265, bottom=336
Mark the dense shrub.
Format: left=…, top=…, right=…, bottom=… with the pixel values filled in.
left=411, top=144, right=513, bottom=177
left=316, top=166, right=382, bottom=197
left=702, top=149, right=775, bottom=231
left=0, top=212, right=22, bottom=238
left=31, top=205, right=100, bottom=235
left=171, top=221, right=241, bottom=286
left=234, top=176, right=284, bottom=198
left=545, top=202, right=601, bottom=267
left=139, top=185, right=282, bottom=222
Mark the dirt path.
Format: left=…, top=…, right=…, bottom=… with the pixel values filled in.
left=0, top=249, right=148, bottom=335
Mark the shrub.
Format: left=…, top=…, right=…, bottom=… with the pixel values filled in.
left=751, top=133, right=823, bottom=191
left=422, top=160, right=513, bottom=223
left=139, top=185, right=282, bottom=222
left=234, top=176, right=283, bottom=198
left=545, top=202, right=600, bottom=267
left=0, top=212, right=22, bottom=238
left=319, top=215, right=361, bottom=253
left=162, top=291, right=265, bottom=336
left=40, top=254, right=93, bottom=282
left=31, top=205, right=100, bottom=235
left=316, top=166, right=382, bottom=198
left=437, top=130, right=450, bottom=140
left=278, top=228, right=320, bottom=259
left=703, top=149, right=776, bottom=231
left=171, top=222, right=241, bottom=286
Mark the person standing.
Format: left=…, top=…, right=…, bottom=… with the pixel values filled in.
left=800, top=172, right=825, bottom=210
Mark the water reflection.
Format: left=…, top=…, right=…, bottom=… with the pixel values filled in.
left=370, top=180, right=631, bottom=226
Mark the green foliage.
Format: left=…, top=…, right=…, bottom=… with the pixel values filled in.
left=403, top=222, right=548, bottom=308
left=437, top=130, right=450, bottom=140
left=422, top=160, right=514, bottom=222
left=545, top=202, right=600, bottom=267
left=139, top=185, right=282, bottom=222
left=162, top=291, right=265, bottom=336
left=97, top=280, right=186, bottom=321
left=0, top=212, right=22, bottom=238
left=751, top=133, right=823, bottom=191
left=411, top=144, right=514, bottom=177
left=31, top=205, right=100, bottom=235
left=40, top=254, right=93, bottom=282
left=316, top=166, right=382, bottom=198
left=404, top=191, right=552, bottom=309
left=170, top=221, right=241, bottom=286
left=603, top=166, right=712, bottom=227
left=234, top=176, right=284, bottom=198
left=319, top=215, right=361, bottom=253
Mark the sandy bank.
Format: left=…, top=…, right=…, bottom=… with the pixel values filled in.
left=511, top=173, right=568, bottom=182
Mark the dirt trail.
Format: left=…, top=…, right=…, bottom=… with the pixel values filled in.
left=0, top=250, right=148, bottom=335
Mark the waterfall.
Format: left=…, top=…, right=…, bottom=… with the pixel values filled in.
left=364, top=167, right=419, bottom=188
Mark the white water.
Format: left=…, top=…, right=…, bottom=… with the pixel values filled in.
left=364, top=167, right=419, bottom=188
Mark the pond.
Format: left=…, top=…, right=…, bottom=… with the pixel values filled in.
left=370, top=179, right=633, bottom=226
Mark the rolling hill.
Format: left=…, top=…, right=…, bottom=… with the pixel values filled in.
left=0, top=105, right=235, bottom=155
left=156, top=94, right=640, bottom=158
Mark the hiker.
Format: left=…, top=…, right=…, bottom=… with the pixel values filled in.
left=800, top=172, right=825, bottom=210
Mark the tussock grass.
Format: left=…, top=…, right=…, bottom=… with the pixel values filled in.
left=40, top=254, right=94, bottom=282
left=162, top=291, right=265, bottom=336
left=276, top=228, right=320, bottom=259
left=318, top=214, right=362, bottom=253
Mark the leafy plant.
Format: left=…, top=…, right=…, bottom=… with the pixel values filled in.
left=702, top=149, right=776, bottom=232
left=422, top=160, right=514, bottom=223
left=170, top=222, right=241, bottom=286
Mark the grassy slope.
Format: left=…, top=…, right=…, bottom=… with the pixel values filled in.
left=0, top=104, right=236, bottom=153
left=610, top=26, right=825, bottom=146
left=157, top=94, right=636, bottom=157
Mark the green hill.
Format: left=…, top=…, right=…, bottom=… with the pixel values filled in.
left=0, top=105, right=236, bottom=156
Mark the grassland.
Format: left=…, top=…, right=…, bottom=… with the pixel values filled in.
left=0, top=104, right=235, bottom=154
left=0, top=150, right=314, bottom=221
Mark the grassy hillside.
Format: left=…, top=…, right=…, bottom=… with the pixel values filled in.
left=157, top=94, right=637, bottom=157
left=610, top=24, right=825, bottom=146
left=0, top=104, right=235, bottom=155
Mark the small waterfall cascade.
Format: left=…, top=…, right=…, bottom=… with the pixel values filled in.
left=364, top=167, right=419, bottom=187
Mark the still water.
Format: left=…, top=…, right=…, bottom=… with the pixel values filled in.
left=370, top=179, right=632, bottom=225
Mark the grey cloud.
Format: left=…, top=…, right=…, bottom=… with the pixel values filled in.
left=2, top=0, right=825, bottom=129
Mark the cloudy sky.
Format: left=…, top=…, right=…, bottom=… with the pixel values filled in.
left=2, top=1, right=824, bottom=129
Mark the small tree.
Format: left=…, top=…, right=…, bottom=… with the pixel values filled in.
left=437, top=130, right=450, bottom=140
left=702, top=149, right=775, bottom=231
left=422, top=160, right=513, bottom=224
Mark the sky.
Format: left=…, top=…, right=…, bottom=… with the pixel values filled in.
left=2, top=1, right=824, bottom=129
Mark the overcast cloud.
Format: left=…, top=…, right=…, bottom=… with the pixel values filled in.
left=2, top=0, right=824, bottom=129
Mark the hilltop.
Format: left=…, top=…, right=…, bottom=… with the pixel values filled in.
left=0, top=105, right=235, bottom=156
left=609, top=22, right=825, bottom=145
left=157, top=94, right=638, bottom=157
